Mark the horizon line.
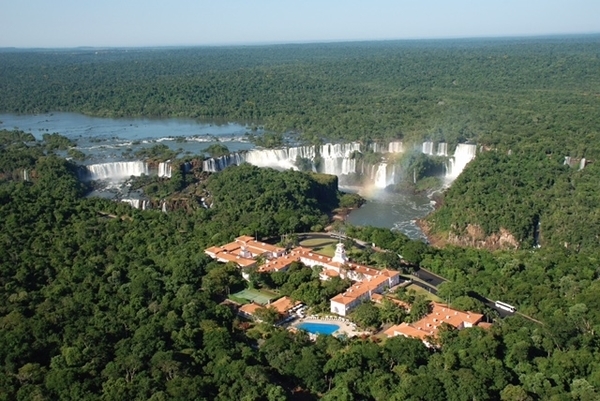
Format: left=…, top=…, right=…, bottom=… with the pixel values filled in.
left=1, top=32, right=599, bottom=51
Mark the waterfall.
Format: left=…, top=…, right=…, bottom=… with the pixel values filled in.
left=365, top=163, right=396, bottom=189
left=369, top=143, right=385, bottom=153
left=158, top=161, right=172, bottom=178
left=374, top=164, right=388, bottom=188
left=243, top=145, right=318, bottom=170
left=446, top=144, right=477, bottom=179
left=319, top=143, right=361, bottom=158
left=422, top=142, right=434, bottom=155
left=23, top=169, right=29, bottom=181
left=319, top=143, right=360, bottom=176
left=436, top=143, right=448, bottom=156
left=579, top=158, right=586, bottom=170
left=202, top=153, right=245, bottom=172
left=83, top=161, right=149, bottom=181
left=200, top=141, right=411, bottom=187
left=202, top=142, right=361, bottom=176
left=388, top=141, right=404, bottom=153
left=161, top=202, right=167, bottom=213
left=369, top=142, right=403, bottom=154
left=121, top=199, right=142, bottom=209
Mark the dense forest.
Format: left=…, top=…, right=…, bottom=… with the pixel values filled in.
left=2, top=37, right=599, bottom=249
left=2, top=37, right=600, bottom=399
left=1, top=133, right=600, bottom=400
left=425, top=149, right=600, bottom=250
left=1, top=36, right=599, bottom=156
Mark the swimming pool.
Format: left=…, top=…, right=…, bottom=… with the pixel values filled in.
left=297, top=322, right=340, bottom=335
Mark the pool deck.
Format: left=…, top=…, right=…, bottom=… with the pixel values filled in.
left=290, top=316, right=368, bottom=338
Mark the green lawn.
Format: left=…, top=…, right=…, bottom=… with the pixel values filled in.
left=404, top=284, right=442, bottom=303
left=299, top=238, right=338, bottom=248
left=313, top=244, right=337, bottom=257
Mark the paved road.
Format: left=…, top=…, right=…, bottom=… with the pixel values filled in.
left=413, top=267, right=446, bottom=288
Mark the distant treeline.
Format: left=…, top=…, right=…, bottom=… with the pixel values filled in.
left=1, top=36, right=599, bottom=156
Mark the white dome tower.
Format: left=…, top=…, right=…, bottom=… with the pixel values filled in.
left=332, top=242, right=348, bottom=264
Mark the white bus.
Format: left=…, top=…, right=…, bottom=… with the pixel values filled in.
left=495, top=301, right=516, bottom=313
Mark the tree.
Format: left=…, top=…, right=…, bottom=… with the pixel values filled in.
left=351, top=301, right=381, bottom=329
left=379, top=298, right=406, bottom=324
left=500, top=384, right=533, bottom=401
left=201, top=263, right=243, bottom=296
left=372, top=251, right=401, bottom=270
left=202, top=144, right=230, bottom=158
left=407, top=297, right=431, bottom=323
left=400, top=240, right=429, bottom=265
left=254, top=306, right=280, bottom=325
left=382, top=336, right=429, bottom=372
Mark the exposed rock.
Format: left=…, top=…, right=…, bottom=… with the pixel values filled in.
left=418, top=220, right=519, bottom=251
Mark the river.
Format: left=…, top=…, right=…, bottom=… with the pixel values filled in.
left=1, top=112, right=433, bottom=239
left=0, top=112, right=255, bottom=163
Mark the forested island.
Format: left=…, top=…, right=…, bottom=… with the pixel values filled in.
left=1, top=36, right=600, bottom=400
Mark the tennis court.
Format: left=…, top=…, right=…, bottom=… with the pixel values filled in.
left=231, top=288, right=277, bottom=305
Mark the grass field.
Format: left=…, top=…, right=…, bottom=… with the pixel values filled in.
left=405, top=284, right=442, bottom=302
left=299, top=238, right=338, bottom=248
left=231, top=288, right=278, bottom=305
left=299, top=238, right=339, bottom=257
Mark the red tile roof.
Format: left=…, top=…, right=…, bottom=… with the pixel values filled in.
left=269, top=296, right=300, bottom=314
left=385, top=303, right=485, bottom=343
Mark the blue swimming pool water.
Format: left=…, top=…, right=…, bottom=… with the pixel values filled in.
left=297, top=322, right=340, bottom=335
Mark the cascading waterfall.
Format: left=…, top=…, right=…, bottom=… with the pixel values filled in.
left=388, top=141, right=404, bottom=153
left=120, top=199, right=150, bottom=209
left=436, top=143, right=448, bottom=156
left=83, top=161, right=149, bottom=181
left=319, top=143, right=361, bottom=176
left=121, top=199, right=142, bottom=209
left=374, top=164, right=388, bottom=188
left=23, top=169, right=29, bottom=181
left=202, top=153, right=244, bottom=172
left=369, top=141, right=403, bottom=154
left=322, top=157, right=356, bottom=176
left=200, top=141, right=410, bottom=188
left=158, top=161, right=172, bottom=178
left=244, top=146, right=316, bottom=170
left=319, top=143, right=361, bottom=159
left=202, top=142, right=361, bottom=176
left=161, top=202, right=167, bottom=213
left=359, top=163, right=394, bottom=189
left=369, top=143, right=386, bottom=153
left=446, top=144, right=477, bottom=179
left=422, top=142, right=434, bottom=155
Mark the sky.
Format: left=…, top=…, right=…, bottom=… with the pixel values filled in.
left=1, top=0, right=599, bottom=48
